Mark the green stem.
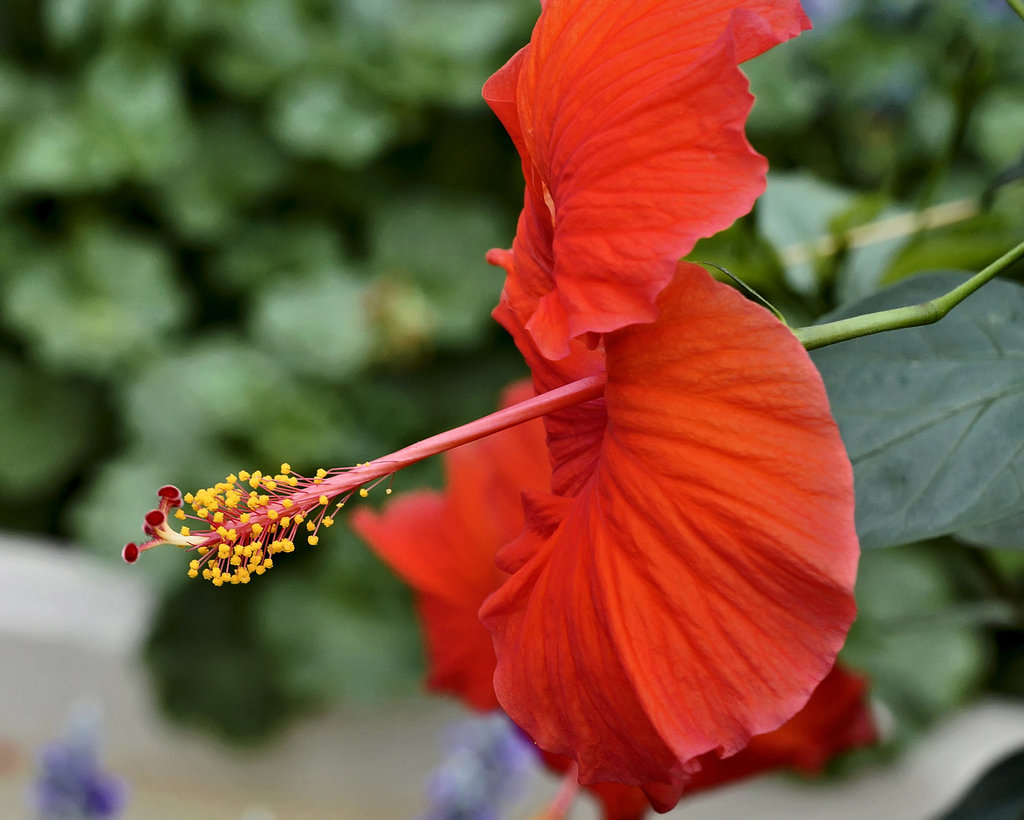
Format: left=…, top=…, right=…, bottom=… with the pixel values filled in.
left=1007, top=0, right=1024, bottom=23
left=794, top=239, right=1024, bottom=351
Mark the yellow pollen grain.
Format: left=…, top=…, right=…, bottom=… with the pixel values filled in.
left=187, top=569, right=198, bottom=578
left=316, top=468, right=327, bottom=479
left=282, top=498, right=293, bottom=509
left=280, top=516, right=291, bottom=528
left=196, top=508, right=209, bottom=519
left=196, top=544, right=206, bottom=555
left=322, top=517, right=334, bottom=528
left=308, top=536, right=319, bottom=546
left=174, top=509, right=186, bottom=520
left=280, top=463, right=291, bottom=474
left=184, top=492, right=195, bottom=504
left=239, top=470, right=250, bottom=481
left=359, top=488, right=369, bottom=498
left=306, top=521, right=315, bottom=532
left=252, top=523, right=263, bottom=535
left=294, top=514, right=304, bottom=523
left=240, top=513, right=250, bottom=524
left=318, top=495, right=328, bottom=506
left=267, top=509, right=278, bottom=521
left=181, top=526, right=191, bottom=537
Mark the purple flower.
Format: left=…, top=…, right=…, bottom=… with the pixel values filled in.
left=32, top=707, right=126, bottom=819
left=420, top=713, right=538, bottom=820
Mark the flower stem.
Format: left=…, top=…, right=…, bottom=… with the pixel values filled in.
left=794, top=238, right=1024, bottom=351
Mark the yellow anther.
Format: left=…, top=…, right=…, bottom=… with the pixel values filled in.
left=233, top=544, right=244, bottom=556
left=212, top=576, right=224, bottom=587
left=294, top=513, right=304, bottom=523
left=267, top=509, right=278, bottom=521
left=187, top=569, right=198, bottom=578
left=226, top=474, right=237, bottom=484
left=288, top=476, right=298, bottom=486
left=181, top=526, right=191, bottom=537
left=308, top=536, right=319, bottom=546
left=247, top=496, right=259, bottom=510
left=213, top=511, right=224, bottom=524
left=263, top=558, right=274, bottom=569
left=255, top=566, right=266, bottom=575
left=322, top=517, right=334, bottom=528
left=252, top=523, right=263, bottom=535
left=386, top=488, right=392, bottom=495
left=264, top=480, right=277, bottom=491
left=174, top=509, right=186, bottom=520
left=280, top=463, right=291, bottom=474
left=240, top=513, right=250, bottom=524
left=282, top=540, right=295, bottom=553
left=216, top=526, right=229, bottom=538
left=239, top=470, right=251, bottom=481
left=227, top=529, right=238, bottom=542
left=196, top=544, right=207, bottom=555
left=280, top=516, right=291, bottom=528
left=306, top=521, right=315, bottom=531
left=359, top=488, right=369, bottom=498
left=196, top=508, right=209, bottom=518
left=230, top=555, right=241, bottom=566
left=243, top=545, right=254, bottom=557
left=218, top=544, right=231, bottom=559
left=318, top=495, right=329, bottom=506
left=259, top=495, right=269, bottom=505
left=189, top=560, right=200, bottom=570
left=316, top=468, right=328, bottom=479
left=202, top=568, right=213, bottom=580
left=184, top=492, right=195, bottom=504
left=282, top=498, right=294, bottom=509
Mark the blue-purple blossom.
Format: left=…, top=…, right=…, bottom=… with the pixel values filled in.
left=32, top=707, right=126, bottom=820
left=420, top=713, right=538, bottom=820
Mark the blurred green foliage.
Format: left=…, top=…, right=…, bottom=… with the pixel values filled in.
left=0, top=0, right=1023, bottom=748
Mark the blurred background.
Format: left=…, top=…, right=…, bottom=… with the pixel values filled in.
left=1, top=0, right=1024, bottom=816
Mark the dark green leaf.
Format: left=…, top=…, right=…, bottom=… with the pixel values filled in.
left=811, top=272, right=1024, bottom=549
left=937, top=746, right=1024, bottom=820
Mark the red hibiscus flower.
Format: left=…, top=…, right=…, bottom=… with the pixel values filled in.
left=127, top=0, right=861, bottom=811
left=353, top=376, right=874, bottom=820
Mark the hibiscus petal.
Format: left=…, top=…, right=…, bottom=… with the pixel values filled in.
left=481, top=263, right=858, bottom=804
left=488, top=0, right=810, bottom=359
left=352, top=382, right=550, bottom=711
left=684, top=665, right=877, bottom=794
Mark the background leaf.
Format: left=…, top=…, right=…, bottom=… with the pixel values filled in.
left=936, top=745, right=1024, bottom=820
left=811, top=271, right=1024, bottom=549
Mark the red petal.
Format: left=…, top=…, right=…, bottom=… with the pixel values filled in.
left=685, top=665, right=877, bottom=794
left=481, top=264, right=858, bottom=805
left=487, top=0, right=810, bottom=359
left=351, top=382, right=550, bottom=711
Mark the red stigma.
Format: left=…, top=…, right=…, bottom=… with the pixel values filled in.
left=157, top=485, right=183, bottom=507
left=143, top=509, right=165, bottom=536
left=122, top=542, right=139, bottom=563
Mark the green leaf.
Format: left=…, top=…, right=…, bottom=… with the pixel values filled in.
left=840, top=545, right=989, bottom=741
left=0, top=357, right=99, bottom=498
left=2, top=226, right=185, bottom=376
left=811, top=272, right=1024, bottom=549
left=757, top=171, right=854, bottom=295
left=937, top=746, right=1024, bottom=820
